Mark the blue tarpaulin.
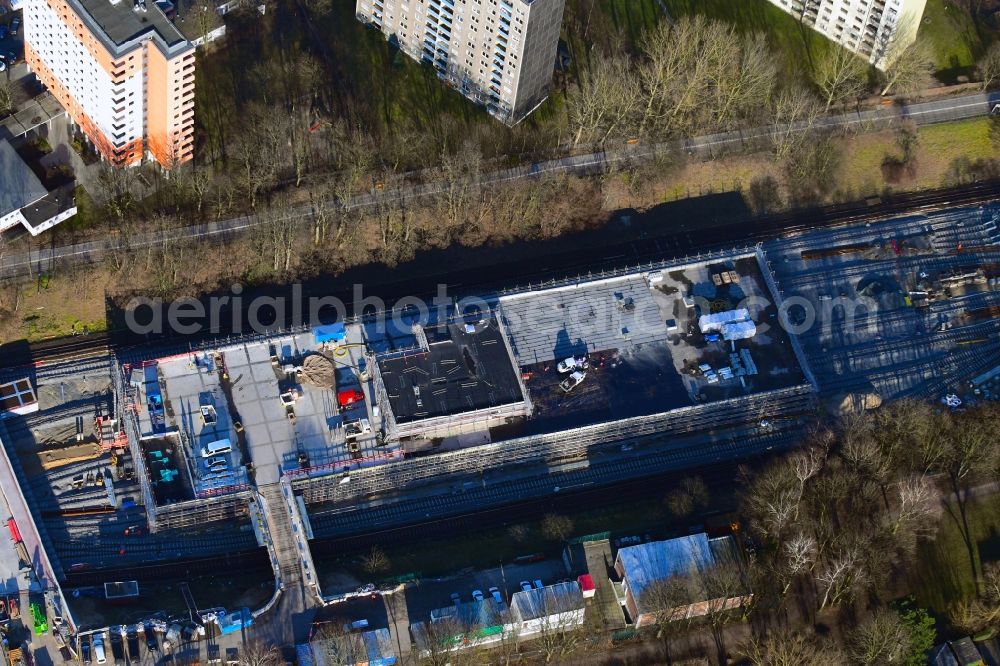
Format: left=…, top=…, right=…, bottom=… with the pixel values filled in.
left=218, top=608, right=252, bottom=635
left=313, top=323, right=346, bottom=344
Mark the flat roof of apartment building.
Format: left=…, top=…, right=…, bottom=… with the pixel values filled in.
left=71, top=0, right=190, bottom=57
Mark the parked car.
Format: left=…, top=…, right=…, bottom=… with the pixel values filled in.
left=449, top=592, right=461, bottom=605
left=519, top=581, right=532, bottom=593
left=557, top=355, right=588, bottom=373
left=471, top=589, right=484, bottom=602
left=559, top=371, right=586, bottom=393
left=488, top=587, right=503, bottom=605
left=10, top=17, right=19, bottom=34
left=0, top=60, right=6, bottom=73
left=143, top=624, right=158, bottom=652
left=533, top=579, right=544, bottom=590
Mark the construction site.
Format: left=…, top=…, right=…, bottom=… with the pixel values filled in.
left=4, top=201, right=1000, bottom=649
left=761, top=204, right=1000, bottom=404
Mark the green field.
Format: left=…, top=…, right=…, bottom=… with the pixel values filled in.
left=910, top=493, right=1000, bottom=613
left=918, top=0, right=984, bottom=81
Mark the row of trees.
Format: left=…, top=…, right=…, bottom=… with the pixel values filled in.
left=610, top=400, right=1000, bottom=664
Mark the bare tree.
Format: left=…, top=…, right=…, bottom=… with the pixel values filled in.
left=780, top=532, right=817, bottom=596
left=817, top=543, right=866, bottom=609
left=940, top=408, right=998, bottom=592
left=890, top=475, right=935, bottom=538
left=768, top=85, right=822, bottom=160
left=533, top=603, right=586, bottom=664
left=813, top=46, right=870, bottom=111
left=238, top=641, right=281, bottom=666
left=361, top=545, right=391, bottom=576
left=706, top=31, right=779, bottom=129
left=743, top=630, right=847, bottom=666
left=311, top=625, right=367, bottom=666
left=847, top=609, right=912, bottom=665
left=0, top=79, right=14, bottom=118
left=951, top=562, right=1000, bottom=635
left=665, top=476, right=710, bottom=519
left=637, top=16, right=712, bottom=137
left=978, top=41, right=1000, bottom=90
left=640, top=574, right=700, bottom=657
left=540, top=513, right=574, bottom=542
left=789, top=444, right=827, bottom=518
left=568, top=52, right=642, bottom=146
left=98, top=164, right=139, bottom=222
left=741, top=461, right=800, bottom=541
left=878, top=34, right=935, bottom=96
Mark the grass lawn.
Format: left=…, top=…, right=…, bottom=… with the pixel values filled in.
left=332, top=498, right=669, bottom=581
left=324, top=484, right=736, bottom=582
left=918, top=0, right=985, bottom=82
left=835, top=117, right=995, bottom=196
left=909, top=493, right=1000, bottom=614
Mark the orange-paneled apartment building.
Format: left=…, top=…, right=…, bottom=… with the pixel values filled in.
left=24, top=0, right=196, bottom=168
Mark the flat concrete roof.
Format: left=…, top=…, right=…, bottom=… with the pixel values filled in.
left=0, top=140, right=46, bottom=218
left=375, top=318, right=524, bottom=425
left=71, top=0, right=190, bottom=58
left=499, top=276, right=665, bottom=366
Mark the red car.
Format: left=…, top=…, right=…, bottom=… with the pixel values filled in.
left=337, top=389, right=364, bottom=408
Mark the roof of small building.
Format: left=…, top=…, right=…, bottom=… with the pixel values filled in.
left=616, top=533, right=740, bottom=616
left=616, top=534, right=713, bottom=609
left=511, top=581, right=584, bottom=622
left=0, top=141, right=47, bottom=218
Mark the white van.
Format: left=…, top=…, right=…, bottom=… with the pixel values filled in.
left=93, top=633, right=107, bottom=665
left=200, top=439, right=232, bottom=458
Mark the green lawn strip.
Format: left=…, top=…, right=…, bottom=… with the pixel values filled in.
left=918, top=117, right=992, bottom=159
left=918, top=0, right=983, bottom=80
left=327, top=481, right=742, bottom=583
left=909, top=493, right=1000, bottom=613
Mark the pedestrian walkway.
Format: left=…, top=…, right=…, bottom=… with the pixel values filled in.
left=253, top=482, right=317, bottom=645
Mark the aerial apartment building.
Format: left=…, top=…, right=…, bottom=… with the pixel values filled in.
left=767, top=0, right=927, bottom=68
left=24, top=0, right=196, bottom=168
left=355, top=0, right=566, bottom=125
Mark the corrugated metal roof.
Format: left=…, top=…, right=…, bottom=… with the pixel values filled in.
left=511, top=581, right=584, bottom=621
left=617, top=533, right=714, bottom=612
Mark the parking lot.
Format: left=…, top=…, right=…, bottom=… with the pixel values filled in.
left=0, top=8, right=24, bottom=85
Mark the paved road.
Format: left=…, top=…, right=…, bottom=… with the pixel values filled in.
left=3, top=90, right=999, bottom=280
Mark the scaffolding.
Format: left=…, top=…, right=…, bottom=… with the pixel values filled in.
left=294, top=383, right=815, bottom=505
left=754, top=245, right=819, bottom=391
left=153, top=491, right=253, bottom=531
left=113, top=355, right=253, bottom=533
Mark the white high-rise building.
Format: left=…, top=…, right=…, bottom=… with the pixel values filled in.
left=768, top=0, right=927, bottom=68
left=356, top=0, right=566, bottom=125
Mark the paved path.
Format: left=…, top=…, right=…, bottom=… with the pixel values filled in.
left=3, top=90, right=999, bottom=279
